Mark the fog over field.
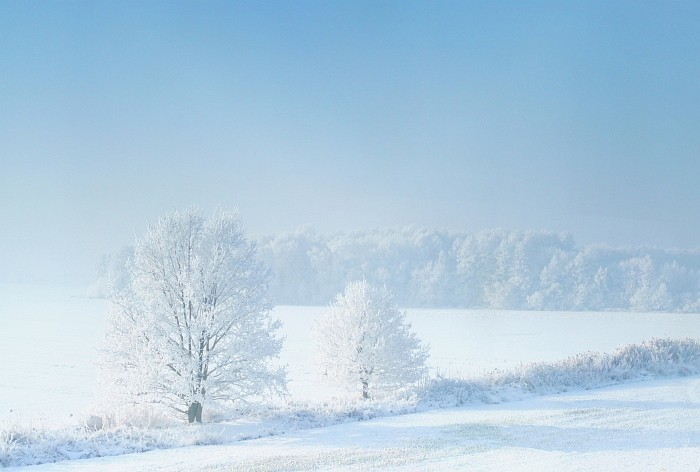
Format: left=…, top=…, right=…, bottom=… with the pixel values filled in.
left=2, top=2, right=700, bottom=287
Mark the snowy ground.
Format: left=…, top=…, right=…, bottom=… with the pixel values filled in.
left=5, top=285, right=699, bottom=423
left=0, top=284, right=106, bottom=424
left=10, top=376, right=700, bottom=471
left=3, top=284, right=700, bottom=469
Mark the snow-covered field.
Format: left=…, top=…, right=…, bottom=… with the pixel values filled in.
left=11, top=376, right=700, bottom=471
left=0, top=284, right=107, bottom=424
left=2, top=284, right=700, bottom=470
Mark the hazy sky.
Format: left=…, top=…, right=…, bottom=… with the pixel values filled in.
left=2, top=1, right=699, bottom=284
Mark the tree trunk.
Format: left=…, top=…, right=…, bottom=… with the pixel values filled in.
left=362, top=380, right=369, bottom=399
left=188, top=401, right=203, bottom=423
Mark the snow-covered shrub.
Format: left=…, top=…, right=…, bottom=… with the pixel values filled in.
left=421, top=338, right=700, bottom=407
left=0, top=416, right=228, bottom=467
left=314, top=280, right=429, bottom=399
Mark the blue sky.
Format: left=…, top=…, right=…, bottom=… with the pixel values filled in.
left=1, top=1, right=699, bottom=283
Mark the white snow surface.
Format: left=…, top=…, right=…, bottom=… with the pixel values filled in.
left=6, top=285, right=699, bottom=423
left=9, top=376, right=700, bottom=471
left=3, top=284, right=700, bottom=470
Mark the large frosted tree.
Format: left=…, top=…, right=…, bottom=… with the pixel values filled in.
left=314, top=280, right=429, bottom=399
left=102, top=208, right=285, bottom=422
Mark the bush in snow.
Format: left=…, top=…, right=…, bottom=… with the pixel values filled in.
left=101, top=208, right=286, bottom=423
left=314, top=280, right=429, bottom=399
left=420, top=337, right=700, bottom=407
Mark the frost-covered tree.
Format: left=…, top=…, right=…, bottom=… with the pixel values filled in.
left=313, top=280, right=429, bottom=399
left=102, top=208, right=285, bottom=422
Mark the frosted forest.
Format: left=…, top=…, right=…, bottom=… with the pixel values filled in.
left=93, top=227, right=700, bottom=312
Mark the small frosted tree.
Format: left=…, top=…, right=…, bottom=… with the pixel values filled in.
left=102, top=208, right=285, bottom=422
left=313, top=280, right=429, bottom=399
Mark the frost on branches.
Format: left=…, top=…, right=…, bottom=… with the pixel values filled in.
left=314, top=280, right=429, bottom=399
left=101, top=208, right=286, bottom=422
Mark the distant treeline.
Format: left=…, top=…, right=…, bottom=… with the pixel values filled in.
left=92, top=228, right=700, bottom=312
